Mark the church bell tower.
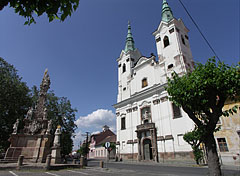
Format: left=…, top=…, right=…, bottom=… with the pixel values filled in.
left=117, top=22, right=142, bottom=102
left=153, top=0, right=194, bottom=77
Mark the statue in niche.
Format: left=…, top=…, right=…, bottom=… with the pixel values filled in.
left=143, top=111, right=150, bottom=120
left=12, top=119, right=20, bottom=134
left=141, top=107, right=151, bottom=124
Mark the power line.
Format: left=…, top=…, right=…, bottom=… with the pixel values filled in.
left=178, top=0, right=221, bottom=62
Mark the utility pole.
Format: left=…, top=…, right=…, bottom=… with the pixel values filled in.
left=85, top=132, right=90, bottom=158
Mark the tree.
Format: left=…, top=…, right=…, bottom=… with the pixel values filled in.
left=31, top=86, right=77, bottom=156
left=0, top=57, right=32, bottom=152
left=77, top=143, right=89, bottom=157
left=183, top=128, right=204, bottom=165
left=166, top=58, right=240, bottom=176
left=0, top=0, right=80, bottom=25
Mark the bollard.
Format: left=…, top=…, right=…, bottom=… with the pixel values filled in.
left=45, top=154, right=51, bottom=170
left=80, top=156, right=84, bottom=168
left=17, top=155, right=24, bottom=169
left=84, top=157, right=88, bottom=166
left=115, top=155, right=118, bottom=162
left=73, top=159, right=76, bottom=164
left=99, top=160, right=104, bottom=168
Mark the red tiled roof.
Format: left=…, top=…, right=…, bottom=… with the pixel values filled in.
left=91, top=129, right=115, bottom=145
left=97, top=135, right=116, bottom=146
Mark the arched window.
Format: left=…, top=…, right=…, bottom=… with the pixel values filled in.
left=163, top=36, right=170, bottom=47
left=142, top=78, right=148, bottom=88
left=181, top=35, right=185, bottom=45
left=122, top=63, right=126, bottom=73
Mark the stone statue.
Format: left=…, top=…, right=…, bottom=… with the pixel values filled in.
left=143, top=111, right=150, bottom=120
left=29, top=120, right=41, bottom=134
left=13, top=119, right=20, bottom=134
left=26, top=107, right=34, bottom=120
left=53, top=126, right=61, bottom=147
left=46, top=120, right=53, bottom=134
left=43, top=108, right=48, bottom=120
left=23, top=69, right=51, bottom=135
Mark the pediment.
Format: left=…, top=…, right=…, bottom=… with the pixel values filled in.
left=139, top=100, right=151, bottom=107
left=134, top=57, right=151, bottom=69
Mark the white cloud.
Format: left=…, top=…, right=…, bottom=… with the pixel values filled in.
left=73, top=109, right=116, bottom=150
left=75, top=109, right=116, bottom=131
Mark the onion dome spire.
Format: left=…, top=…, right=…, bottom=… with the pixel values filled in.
left=124, top=21, right=135, bottom=52
left=162, top=0, right=174, bottom=23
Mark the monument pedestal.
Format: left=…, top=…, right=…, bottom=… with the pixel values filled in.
left=5, top=134, right=52, bottom=163
left=51, top=146, right=61, bottom=164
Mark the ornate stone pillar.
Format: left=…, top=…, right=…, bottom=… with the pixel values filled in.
left=150, top=128, right=159, bottom=162
left=51, top=126, right=61, bottom=164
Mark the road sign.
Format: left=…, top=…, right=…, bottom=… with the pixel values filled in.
left=105, top=142, right=110, bottom=148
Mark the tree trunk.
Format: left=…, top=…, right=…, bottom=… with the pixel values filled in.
left=204, top=133, right=222, bottom=176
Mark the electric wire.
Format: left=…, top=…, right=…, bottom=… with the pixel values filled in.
left=177, top=0, right=221, bottom=62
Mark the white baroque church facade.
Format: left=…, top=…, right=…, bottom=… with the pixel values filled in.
left=113, top=0, right=196, bottom=162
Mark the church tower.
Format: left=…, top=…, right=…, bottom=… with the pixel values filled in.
left=117, top=22, right=141, bottom=102
left=153, top=0, right=194, bottom=77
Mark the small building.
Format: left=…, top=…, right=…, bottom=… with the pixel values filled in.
left=214, top=100, right=240, bottom=166
left=89, top=125, right=116, bottom=159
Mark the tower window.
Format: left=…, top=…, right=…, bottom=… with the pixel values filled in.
left=168, top=64, right=174, bottom=69
left=181, top=35, right=186, bottom=45
left=122, top=63, right=126, bottom=73
left=118, top=64, right=121, bottom=68
left=156, top=37, right=161, bottom=42
left=176, top=28, right=180, bottom=32
left=185, top=35, right=189, bottom=40
left=172, top=103, right=182, bottom=119
left=169, top=28, right=174, bottom=34
left=131, top=58, right=135, bottom=62
left=142, top=78, right=148, bottom=88
left=163, top=36, right=170, bottom=48
left=123, top=87, right=126, bottom=91
left=121, top=117, right=126, bottom=130
left=126, top=58, right=129, bottom=62
left=217, top=138, right=229, bottom=152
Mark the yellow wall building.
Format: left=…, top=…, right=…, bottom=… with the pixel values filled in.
left=215, top=101, right=240, bottom=166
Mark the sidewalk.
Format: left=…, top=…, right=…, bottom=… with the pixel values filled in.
left=106, top=159, right=240, bottom=171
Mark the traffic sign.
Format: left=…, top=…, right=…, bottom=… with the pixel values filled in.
left=105, top=142, right=110, bottom=148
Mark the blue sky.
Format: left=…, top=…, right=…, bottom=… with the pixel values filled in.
left=0, top=0, right=239, bottom=149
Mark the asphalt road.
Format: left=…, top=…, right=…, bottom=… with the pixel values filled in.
left=0, top=160, right=239, bottom=176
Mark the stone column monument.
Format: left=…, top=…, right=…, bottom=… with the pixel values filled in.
left=5, top=69, right=53, bottom=163
left=51, top=126, right=62, bottom=164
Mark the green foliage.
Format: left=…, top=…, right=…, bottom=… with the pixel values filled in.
left=77, top=143, right=89, bottom=156
left=0, top=0, right=80, bottom=25
left=166, top=58, right=240, bottom=134
left=167, top=58, right=239, bottom=174
left=0, top=57, right=32, bottom=151
left=183, top=128, right=203, bottom=164
left=31, top=86, right=77, bottom=156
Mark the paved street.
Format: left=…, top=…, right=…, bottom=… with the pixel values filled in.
left=0, top=160, right=239, bottom=176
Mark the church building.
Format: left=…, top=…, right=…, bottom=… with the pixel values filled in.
left=113, top=0, right=196, bottom=162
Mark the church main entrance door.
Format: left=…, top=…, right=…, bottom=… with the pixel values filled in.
left=143, top=139, right=153, bottom=160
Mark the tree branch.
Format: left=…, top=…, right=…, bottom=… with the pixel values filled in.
left=182, top=106, right=202, bottom=127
